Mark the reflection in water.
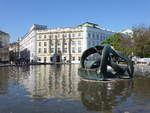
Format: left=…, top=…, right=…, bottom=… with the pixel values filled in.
left=0, top=67, right=9, bottom=94
left=8, top=65, right=80, bottom=100
left=133, top=77, right=150, bottom=102
left=0, top=65, right=150, bottom=113
left=78, top=80, right=133, bottom=112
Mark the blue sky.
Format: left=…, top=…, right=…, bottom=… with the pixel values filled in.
left=0, top=0, right=150, bottom=42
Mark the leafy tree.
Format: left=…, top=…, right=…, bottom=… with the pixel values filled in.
left=102, top=33, right=133, bottom=55
left=132, top=26, right=150, bottom=57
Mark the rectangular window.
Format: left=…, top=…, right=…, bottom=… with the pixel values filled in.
left=72, top=57, right=75, bottom=61
left=72, top=41, right=75, bottom=45
left=92, top=34, right=95, bottom=38
left=72, top=33, right=75, bottom=37
left=38, top=57, right=41, bottom=61
left=44, top=57, right=46, bottom=62
left=97, top=34, right=99, bottom=39
left=64, top=41, right=67, bottom=45
left=44, top=42, right=47, bottom=46
left=64, top=48, right=67, bottom=53
left=92, top=41, right=95, bottom=46
left=44, top=35, right=46, bottom=38
left=64, top=57, right=66, bottom=61
left=78, top=33, right=81, bottom=36
left=51, top=48, right=54, bottom=53
left=39, top=42, right=41, bottom=46
left=88, top=41, right=91, bottom=46
left=78, top=41, right=81, bottom=45
left=44, top=48, right=47, bottom=53
left=38, top=48, right=41, bottom=53
left=58, top=48, right=61, bottom=52
left=78, top=47, right=82, bottom=53
left=78, top=57, right=81, bottom=61
left=72, top=47, right=75, bottom=53
left=51, top=40, right=54, bottom=46
left=88, top=33, right=91, bottom=38
left=57, top=41, right=61, bottom=46
left=0, top=41, right=2, bottom=48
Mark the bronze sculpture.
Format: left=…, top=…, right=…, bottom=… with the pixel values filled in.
left=78, top=44, right=134, bottom=81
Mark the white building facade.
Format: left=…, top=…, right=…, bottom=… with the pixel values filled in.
left=19, top=22, right=115, bottom=63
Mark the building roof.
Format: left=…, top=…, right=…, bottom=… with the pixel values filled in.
left=0, top=30, right=9, bottom=36
left=78, top=22, right=99, bottom=28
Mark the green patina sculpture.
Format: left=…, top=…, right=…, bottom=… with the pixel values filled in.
left=79, top=44, right=134, bottom=81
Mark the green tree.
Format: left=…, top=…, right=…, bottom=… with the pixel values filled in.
left=102, top=33, right=133, bottom=55
left=132, top=26, right=150, bottom=57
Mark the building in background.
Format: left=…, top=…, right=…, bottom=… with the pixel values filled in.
left=121, top=29, right=133, bottom=38
left=19, top=22, right=115, bottom=64
left=9, top=42, right=19, bottom=62
left=0, top=31, right=10, bottom=63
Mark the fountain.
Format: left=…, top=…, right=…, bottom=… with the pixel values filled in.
left=78, top=44, right=134, bottom=81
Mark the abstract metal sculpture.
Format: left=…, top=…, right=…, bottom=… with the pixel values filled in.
left=78, top=44, right=134, bottom=81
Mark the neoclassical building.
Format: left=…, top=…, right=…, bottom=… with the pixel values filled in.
left=0, top=31, right=10, bottom=62
left=19, top=22, right=115, bottom=63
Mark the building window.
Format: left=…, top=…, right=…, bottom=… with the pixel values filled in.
left=97, top=34, right=99, bottom=39
left=72, top=47, right=75, bottom=53
left=88, top=41, right=91, bottom=46
left=101, top=34, right=103, bottom=40
left=51, top=48, right=54, bottom=53
left=68, top=34, right=71, bottom=38
left=44, top=48, right=47, bottom=53
left=72, top=41, right=75, bottom=45
left=78, top=47, right=82, bottom=53
left=88, top=33, right=91, bottom=38
left=58, top=48, right=61, bottom=52
left=44, top=35, right=46, bottom=38
left=64, top=34, right=66, bottom=38
left=0, top=41, right=2, bottom=48
left=92, top=41, right=95, bottom=46
left=51, top=34, right=53, bottom=38
left=72, top=33, right=75, bottom=37
left=78, top=57, right=81, bottom=61
left=51, top=40, right=54, bottom=46
left=64, top=48, right=67, bottom=53
left=78, top=41, right=81, bottom=45
left=72, top=57, right=75, bottom=61
left=39, top=35, right=41, bottom=39
left=64, top=57, right=66, bottom=61
left=92, top=34, right=95, bottom=38
left=39, top=42, right=41, bottom=46
left=57, top=34, right=60, bottom=38
left=38, top=57, right=41, bottom=61
left=44, top=57, right=46, bottom=62
left=78, top=33, right=81, bottom=36
left=38, top=48, right=41, bottom=53
left=57, top=41, right=61, bottom=46
left=64, top=41, right=67, bottom=45
left=44, top=42, right=47, bottom=46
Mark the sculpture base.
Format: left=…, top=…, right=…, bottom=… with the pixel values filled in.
left=78, top=68, right=130, bottom=81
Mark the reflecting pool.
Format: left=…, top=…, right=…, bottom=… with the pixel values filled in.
left=0, top=65, right=150, bottom=113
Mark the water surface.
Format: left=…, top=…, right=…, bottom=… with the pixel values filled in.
left=0, top=65, right=150, bottom=113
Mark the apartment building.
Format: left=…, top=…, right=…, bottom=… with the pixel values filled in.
left=19, top=22, right=115, bottom=63
left=0, top=30, right=10, bottom=62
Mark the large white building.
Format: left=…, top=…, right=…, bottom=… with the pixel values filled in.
left=19, top=22, right=115, bottom=63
